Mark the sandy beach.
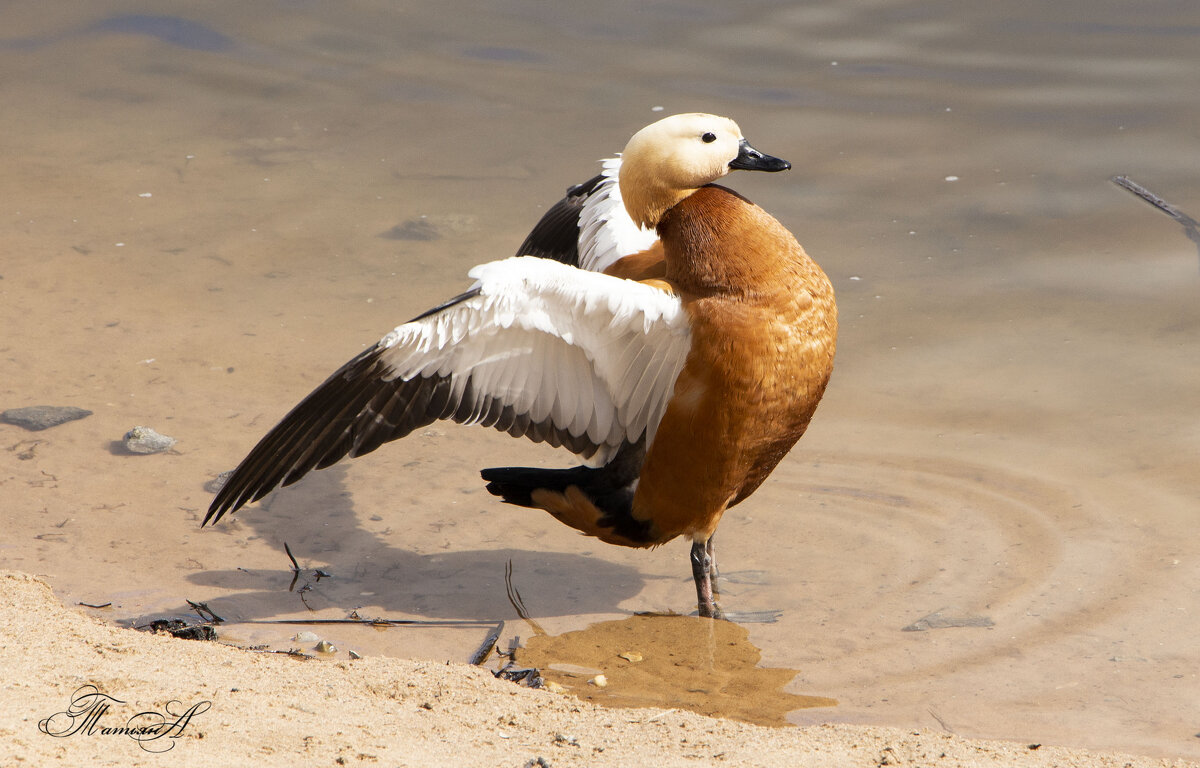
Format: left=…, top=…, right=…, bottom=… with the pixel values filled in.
left=4, top=570, right=1194, bottom=767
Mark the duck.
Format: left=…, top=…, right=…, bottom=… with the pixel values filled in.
left=203, top=113, right=838, bottom=619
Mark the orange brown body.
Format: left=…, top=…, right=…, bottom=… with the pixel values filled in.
left=535, top=185, right=836, bottom=548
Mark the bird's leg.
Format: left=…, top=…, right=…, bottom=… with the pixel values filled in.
left=705, top=534, right=719, bottom=598
left=691, top=537, right=725, bottom=620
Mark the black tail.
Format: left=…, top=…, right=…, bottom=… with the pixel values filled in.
left=480, top=441, right=655, bottom=545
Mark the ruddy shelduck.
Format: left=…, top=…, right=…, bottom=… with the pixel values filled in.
left=204, top=113, right=837, bottom=619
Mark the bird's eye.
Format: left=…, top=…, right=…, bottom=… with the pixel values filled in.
left=701, top=132, right=717, bottom=143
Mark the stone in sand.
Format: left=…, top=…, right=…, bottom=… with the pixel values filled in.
left=902, top=608, right=995, bottom=632
left=1, top=405, right=92, bottom=431
left=123, top=425, right=176, bottom=454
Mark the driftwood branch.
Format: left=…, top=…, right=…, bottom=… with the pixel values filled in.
left=1111, top=175, right=1200, bottom=263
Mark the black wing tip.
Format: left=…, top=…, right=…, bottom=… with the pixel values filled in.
left=202, top=493, right=239, bottom=527
left=195, top=343, right=402, bottom=532
left=202, top=473, right=236, bottom=527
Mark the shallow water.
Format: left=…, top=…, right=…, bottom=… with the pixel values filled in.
left=2, top=0, right=1198, bottom=759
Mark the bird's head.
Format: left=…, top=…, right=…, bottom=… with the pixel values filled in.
left=618, top=113, right=790, bottom=229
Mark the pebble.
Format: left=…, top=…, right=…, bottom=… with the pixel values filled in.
left=380, top=214, right=476, bottom=241
left=314, top=640, right=337, bottom=653
left=2, top=405, right=92, bottom=431
left=123, top=426, right=176, bottom=454
left=204, top=471, right=232, bottom=493
left=617, top=651, right=643, bottom=663
left=902, top=609, right=995, bottom=632
left=293, top=631, right=319, bottom=643
left=588, top=674, right=607, bottom=688
left=381, top=217, right=439, bottom=241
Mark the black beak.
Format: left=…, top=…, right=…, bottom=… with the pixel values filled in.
left=728, top=138, right=791, bottom=172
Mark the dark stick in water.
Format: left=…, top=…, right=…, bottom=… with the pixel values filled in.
left=469, top=620, right=506, bottom=665
left=1110, top=176, right=1200, bottom=263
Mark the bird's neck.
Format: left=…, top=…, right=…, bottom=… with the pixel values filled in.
left=657, top=185, right=822, bottom=300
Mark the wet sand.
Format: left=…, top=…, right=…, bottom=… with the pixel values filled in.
left=3, top=1, right=1200, bottom=763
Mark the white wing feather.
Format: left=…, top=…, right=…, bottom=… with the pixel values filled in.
left=376, top=256, right=690, bottom=465
left=577, top=157, right=659, bottom=273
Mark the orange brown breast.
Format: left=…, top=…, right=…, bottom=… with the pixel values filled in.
left=601, top=241, right=667, bottom=282
left=630, top=184, right=837, bottom=544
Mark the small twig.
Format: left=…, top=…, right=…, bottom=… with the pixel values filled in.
left=1111, top=175, right=1200, bottom=263
left=639, top=709, right=678, bottom=723
left=469, top=620, right=505, bottom=665
left=274, top=648, right=314, bottom=660
left=927, top=707, right=955, bottom=733
left=281, top=543, right=332, bottom=590
left=504, top=560, right=525, bottom=617
left=296, top=583, right=315, bottom=611
left=185, top=599, right=225, bottom=624
left=283, top=541, right=303, bottom=591
left=283, top=541, right=301, bottom=571
left=1112, top=176, right=1191, bottom=222
left=505, top=560, right=546, bottom=636
left=242, top=617, right=496, bottom=628
left=78, top=601, right=112, bottom=609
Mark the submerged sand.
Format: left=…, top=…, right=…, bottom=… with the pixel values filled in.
left=1, top=571, right=1193, bottom=768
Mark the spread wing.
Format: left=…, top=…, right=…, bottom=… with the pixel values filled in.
left=205, top=256, right=691, bottom=524
left=515, top=158, right=658, bottom=273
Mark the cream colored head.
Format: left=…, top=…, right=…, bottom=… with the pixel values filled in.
left=617, top=113, right=789, bottom=229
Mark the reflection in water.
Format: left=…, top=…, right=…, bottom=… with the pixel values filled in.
left=518, top=614, right=835, bottom=727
